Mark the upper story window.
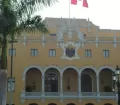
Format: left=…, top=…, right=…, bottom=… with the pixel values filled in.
left=49, top=49, right=56, bottom=57
left=31, top=49, right=38, bottom=56
left=9, top=48, right=16, bottom=56
left=85, top=49, right=92, bottom=58
left=49, top=33, right=56, bottom=36
left=103, top=50, right=109, bottom=58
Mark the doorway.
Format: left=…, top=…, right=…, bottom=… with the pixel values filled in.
left=45, top=73, right=58, bottom=92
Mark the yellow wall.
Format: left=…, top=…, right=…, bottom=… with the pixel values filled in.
left=6, top=18, right=120, bottom=105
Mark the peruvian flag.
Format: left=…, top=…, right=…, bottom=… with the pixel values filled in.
left=71, top=0, right=88, bottom=8
left=71, top=0, right=77, bottom=5
left=83, top=0, right=88, bottom=7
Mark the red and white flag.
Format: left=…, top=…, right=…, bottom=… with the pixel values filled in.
left=71, top=0, right=77, bottom=5
left=83, top=0, right=88, bottom=8
left=71, top=0, right=88, bottom=8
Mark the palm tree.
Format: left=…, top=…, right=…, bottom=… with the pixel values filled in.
left=0, top=0, right=57, bottom=70
left=0, top=0, right=57, bottom=104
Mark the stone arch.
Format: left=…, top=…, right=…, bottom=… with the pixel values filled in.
left=44, top=65, right=61, bottom=75
left=62, top=66, right=79, bottom=92
left=44, top=66, right=60, bottom=92
left=98, top=66, right=114, bottom=75
left=23, top=65, right=43, bottom=80
left=80, top=67, right=97, bottom=92
left=80, top=66, right=97, bottom=75
left=99, top=67, right=113, bottom=92
left=62, top=66, right=79, bottom=75
left=25, top=67, right=42, bottom=92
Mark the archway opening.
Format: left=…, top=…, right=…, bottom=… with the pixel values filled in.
left=81, top=74, right=92, bottom=92
left=104, top=104, right=112, bottom=105
left=81, top=68, right=96, bottom=92
left=85, top=103, right=94, bottom=105
left=45, top=73, right=58, bottom=92
left=99, top=68, right=113, bottom=92
left=29, top=103, right=38, bottom=105
left=48, top=103, right=57, bottom=105
left=63, top=68, right=78, bottom=92
left=45, top=68, right=60, bottom=92
left=67, top=103, right=75, bottom=105
left=25, top=68, right=42, bottom=92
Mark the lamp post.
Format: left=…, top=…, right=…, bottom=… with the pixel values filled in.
left=112, top=66, right=120, bottom=105
left=9, top=36, right=14, bottom=105
left=9, top=36, right=16, bottom=105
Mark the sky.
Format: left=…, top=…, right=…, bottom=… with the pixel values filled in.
left=36, top=0, right=120, bottom=29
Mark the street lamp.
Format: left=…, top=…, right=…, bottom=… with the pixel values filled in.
left=9, top=37, right=17, bottom=105
left=112, top=66, right=120, bottom=105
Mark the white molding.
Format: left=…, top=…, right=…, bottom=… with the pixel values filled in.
left=96, top=36, right=99, bottom=48
left=98, top=66, right=115, bottom=74
left=62, top=66, right=79, bottom=75
left=43, top=65, right=61, bottom=75
left=42, top=35, right=46, bottom=47
left=23, top=34, right=27, bottom=46
left=17, top=39, right=120, bottom=43
left=80, top=66, right=97, bottom=75
left=60, top=41, right=80, bottom=60
left=23, top=65, right=43, bottom=80
left=113, top=36, right=116, bottom=48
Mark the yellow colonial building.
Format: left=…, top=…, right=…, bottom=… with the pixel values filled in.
left=6, top=17, right=120, bottom=105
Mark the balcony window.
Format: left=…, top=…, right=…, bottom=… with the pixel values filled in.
left=45, top=73, right=58, bottom=92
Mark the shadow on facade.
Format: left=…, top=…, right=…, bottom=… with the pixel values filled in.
left=48, top=103, right=57, bottom=105
left=67, top=103, right=75, bottom=105
left=104, top=104, right=112, bottom=105
left=29, top=103, right=38, bottom=105
left=85, top=103, right=94, bottom=105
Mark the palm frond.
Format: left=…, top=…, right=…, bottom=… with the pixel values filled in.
left=0, top=0, right=57, bottom=69
left=15, top=15, right=48, bottom=35
left=14, top=0, right=58, bottom=21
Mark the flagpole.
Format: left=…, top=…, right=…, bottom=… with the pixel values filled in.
left=69, top=0, right=70, bottom=24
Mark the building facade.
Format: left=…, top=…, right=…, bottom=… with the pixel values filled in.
left=6, top=18, right=120, bottom=105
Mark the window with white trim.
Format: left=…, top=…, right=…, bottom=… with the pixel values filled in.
left=103, top=50, right=109, bottom=58
left=85, top=49, right=92, bottom=58
left=49, top=49, right=56, bottom=57
left=31, top=49, right=38, bottom=56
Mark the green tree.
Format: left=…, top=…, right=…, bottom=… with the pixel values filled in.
left=0, top=0, right=57, bottom=70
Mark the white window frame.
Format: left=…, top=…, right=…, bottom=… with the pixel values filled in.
left=103, top=50, right=109, bottom=58
left=85, top=49, right=92, bottom=58
left=31, top=49, right=38, bottom=56
left=49, top=49, right=56, bottom=57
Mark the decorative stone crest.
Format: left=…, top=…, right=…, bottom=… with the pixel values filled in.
left=65, top=46, right=75, bottom=58
left=56, top=21, right=85, bottom=60
left=60, top=41, right=80, bottom=60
